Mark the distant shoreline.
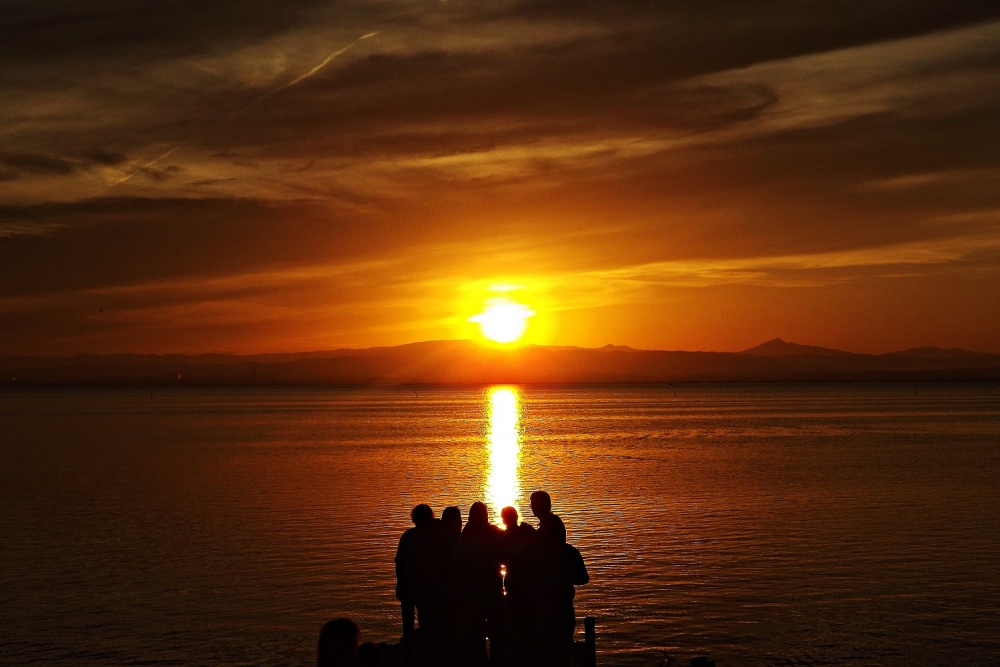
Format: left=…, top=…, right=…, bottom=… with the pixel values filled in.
left=4, top=339, right=1000, bottom=386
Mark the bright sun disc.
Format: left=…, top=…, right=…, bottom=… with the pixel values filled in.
left=470, top=299, right=534, bottom=343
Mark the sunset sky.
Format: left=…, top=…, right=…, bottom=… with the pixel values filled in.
left=3, top=1, right=1000, bottom=354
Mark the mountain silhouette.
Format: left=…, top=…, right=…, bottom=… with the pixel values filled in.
left=889, top=347, right=995, bottom=360
left=741, top=338, right=853, bottom=357
left=3, top=339, right=998, bottom=385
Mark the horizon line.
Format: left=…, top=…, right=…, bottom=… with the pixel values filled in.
left=2, top=338, right=994, bottom=359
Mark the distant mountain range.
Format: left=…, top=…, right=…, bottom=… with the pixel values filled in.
left=741, top=338, right=995, bottom=360
left=2, top=339, right=999, bottom=385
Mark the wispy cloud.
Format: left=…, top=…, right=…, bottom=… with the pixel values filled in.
left=575, top=233, right=1000, bottom=292
left=689, top=20, right=1000, bottom=138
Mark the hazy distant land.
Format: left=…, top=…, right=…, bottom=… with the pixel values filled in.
left=3, top=339, right=999, bottom=386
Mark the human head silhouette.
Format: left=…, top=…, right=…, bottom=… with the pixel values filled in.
left=501, top=506, right=519, bottom=529
left=442, top=505, right=462, bottom=534
left=468, top=501, right=489, bottom=527
left=356, top=641, right=382, bottom=666
left=529, top=491, right=552, bottom=518
left=317, top=618, right=360, bottom=667
left=411, top=504, right=434, bottom=527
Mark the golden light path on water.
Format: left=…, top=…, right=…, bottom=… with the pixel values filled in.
left=485, top=387, right=521, bottom=525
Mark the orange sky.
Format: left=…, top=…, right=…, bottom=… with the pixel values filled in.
left=2, top=3, right=1000, bottom=354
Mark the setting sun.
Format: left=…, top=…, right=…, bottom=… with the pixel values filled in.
left=470, top=298, right=534, bottom=343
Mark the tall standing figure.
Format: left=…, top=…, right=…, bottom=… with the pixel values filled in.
left=515, top=499, right=589, bottom=667
left=395, top=504, right=435, bottom=644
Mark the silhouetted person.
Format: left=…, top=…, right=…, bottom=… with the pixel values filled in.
left=499, top=506, right=536, bottom=665
left=409, top=512, right=454, bottom=663
left=455, top=501, right=506, bottom=666
left=511, top=515, right=589, bottom=667
left=442, top=505, right=463, bottom=546
left=529, top=490, right=561, bottom=540
left=439, top=504, right=465, bottom=662
left=318, top=618, right=363, bottom=667
left=396, top=504, right=435, bottom=644
left=500, top=506, right=535, bottom=565
left=356, top=642, right=382, bottom=666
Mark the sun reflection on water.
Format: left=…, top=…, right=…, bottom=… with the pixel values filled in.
left=485, top=387, right=521, bottom=525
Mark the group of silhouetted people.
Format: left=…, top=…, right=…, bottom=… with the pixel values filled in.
left=315, top=491, right=588, bottom=667
left=394, top=491, right=588, bottom=667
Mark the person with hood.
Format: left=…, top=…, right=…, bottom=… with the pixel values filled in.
left=442, top=505, right=463, bottom=547
left=439, top=505, right=465, bottom=661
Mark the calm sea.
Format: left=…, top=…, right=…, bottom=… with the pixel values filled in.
left=1, top=384, right=998, bottom=666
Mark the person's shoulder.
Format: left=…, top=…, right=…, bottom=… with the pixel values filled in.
left=456, top=528, right=474, bottom=547
left=565, top=544, right=587, bottom=572
left=486, top=525, right=506, bottom=549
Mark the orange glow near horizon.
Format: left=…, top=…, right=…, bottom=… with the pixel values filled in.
left=485, top=387, right=521, bottom=526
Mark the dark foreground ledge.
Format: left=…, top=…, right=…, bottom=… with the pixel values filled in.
left=371, top=616, right=716, bottom=667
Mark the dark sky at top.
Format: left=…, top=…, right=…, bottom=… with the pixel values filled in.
left=2, top=1, right=1000, bottom=354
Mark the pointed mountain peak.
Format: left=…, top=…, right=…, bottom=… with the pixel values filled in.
left=741, top=338, right=851, bottom=357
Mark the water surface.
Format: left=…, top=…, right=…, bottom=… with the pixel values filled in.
left=2, top=384, right=998, bottom=666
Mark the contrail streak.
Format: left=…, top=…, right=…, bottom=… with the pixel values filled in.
left=286, top=32, right=379, bottom=88
left=236, top=31, right=380, bottom=115
left=108, top=145, right=184, bottom=186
